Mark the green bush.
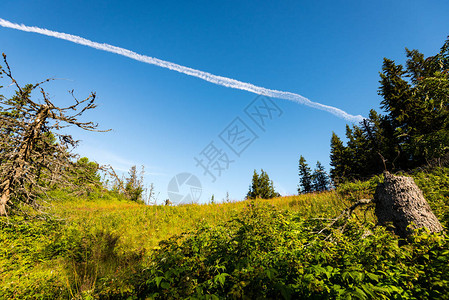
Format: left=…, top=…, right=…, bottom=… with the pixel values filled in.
left=412, top=167, right=449, bottom=228
left=0, top=216, right=69, bottom=299
left=2, top=167, right=448, bottom=299
left=142, top=202, right=449, bottom=299
left=336, top=175, right=382, bottom=202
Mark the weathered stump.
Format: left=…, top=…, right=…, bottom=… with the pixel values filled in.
left=374, top=172, right=443, bottom=238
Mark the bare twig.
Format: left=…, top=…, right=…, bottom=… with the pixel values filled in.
left=378, top=152, right=387, bottom=171
left=0, top=55, right=109, bottom=216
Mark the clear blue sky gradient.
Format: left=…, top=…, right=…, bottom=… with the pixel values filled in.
left=1, top=1, right=448, bottom=203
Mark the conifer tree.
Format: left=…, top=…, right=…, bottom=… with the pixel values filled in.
left=298, top=156, right=313, bottom=194
left=0, top=54, right=107, bottom=215
left=329, top=37, right=449, bottom=184
left=247, top=170, right=260, bottom=199
left=312, top=161, right=330, bottom=192
left=124, top=165, right=145, bottom=202
left=329, top=133, right=348, bottom=183
left=246, top=169, right=278, bottom=199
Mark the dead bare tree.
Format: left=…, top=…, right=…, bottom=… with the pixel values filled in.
left=0, top=54, right=108, bottom=216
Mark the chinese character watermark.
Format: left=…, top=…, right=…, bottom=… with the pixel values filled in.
left=193, top=95, right=283, bottom=183
left=219, top=117, right=258, bottom=157
left=194, top=141, right=235, bottom=182
left=245, top=95, right=283, bottom=131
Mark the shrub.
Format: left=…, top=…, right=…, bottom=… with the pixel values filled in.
left=142, top=202, right=449, bottom=299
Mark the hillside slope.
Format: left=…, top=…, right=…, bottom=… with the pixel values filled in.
left=1, top=168, right=448, bottom=299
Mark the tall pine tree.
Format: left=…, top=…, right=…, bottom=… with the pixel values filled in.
left=330, top=37, right=449, bottom=184
left=329, top=133, right=351, bottom=184
left=298, top=156, right=313, bottom=194
left=312, top=161, right=330, bottom=192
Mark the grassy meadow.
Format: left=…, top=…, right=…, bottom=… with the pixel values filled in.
left=1, top=168, right=448, bottom=299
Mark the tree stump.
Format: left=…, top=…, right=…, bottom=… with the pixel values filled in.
left=374, top=172, right=443, bottom=238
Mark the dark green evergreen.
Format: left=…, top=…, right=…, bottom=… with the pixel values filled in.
left=330, top=37, right=449, bottom=184
left=330, top=132, right=351, bottom=183
left=298, top=156, right=313, bottom=194
left=246, top=169, right=278, bottom=199
left=312, top=161, right=330, bottom=192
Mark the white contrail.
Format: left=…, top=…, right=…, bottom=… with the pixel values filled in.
left=0, top=18, right=364, bottom=122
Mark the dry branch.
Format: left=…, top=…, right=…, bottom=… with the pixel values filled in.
left=316, top=198, right=372, bottom=239
left=0, top=54, right=109, bottom=216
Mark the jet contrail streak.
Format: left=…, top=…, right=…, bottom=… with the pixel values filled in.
left=0, top=18, right=364, bottom=122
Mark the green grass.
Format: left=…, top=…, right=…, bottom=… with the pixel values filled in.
left=1, top=168, right=448, bottom=299
left=51, top=190, right=345, bottom=252
left=0, top=190, right=344, bottom=299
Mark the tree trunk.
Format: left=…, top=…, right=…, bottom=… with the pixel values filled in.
left=374, top=172, right=443, bottom=238
left=0, top=180, right=10, bottom=216
left=0, top=106, right=49, bottom=216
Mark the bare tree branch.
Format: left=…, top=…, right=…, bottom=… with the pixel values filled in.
left=0, top=55, right=109, bottom=216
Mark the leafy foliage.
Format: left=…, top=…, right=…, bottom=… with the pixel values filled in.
left=1, top=167, right=448, bottom=299
left=144, top=202, right=449, bottom=299
left=2, top=38, right=449, bottom=299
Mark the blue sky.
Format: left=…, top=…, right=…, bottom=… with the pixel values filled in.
left=1, top=1, right=448, bottom=203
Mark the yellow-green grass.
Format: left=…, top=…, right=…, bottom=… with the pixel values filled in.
left=0, top=190, right=359, bottom=298
left=50, top=190, right=346, bottom=252
left=2, top=168, right=447, bottom=298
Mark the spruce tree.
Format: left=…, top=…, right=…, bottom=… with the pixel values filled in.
left=124, top=165, right=145, bottom=202
left=329, top=37, right=449, bottom=184
left=312, top=161, right=330, bottom=192
left=259, top=169, right=277, bottom=199
left=329, top=133, right=348, bottom=184
left=246, top=169, right=278, bottom=199
left=246, top=170, right=260, bottom=199
left=298, top=156, right=313, bottom=194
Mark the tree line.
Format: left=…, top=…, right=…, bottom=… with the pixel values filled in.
left=330, top=37, right=449, bottom=184
left=2, top=37, right=448, bottom=209
left=246, top=37, right=449, bottom=198
left=246, top=158, right=330, bottom=199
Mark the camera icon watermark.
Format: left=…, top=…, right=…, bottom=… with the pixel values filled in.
left=167, top=172, right=202, bottom=205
